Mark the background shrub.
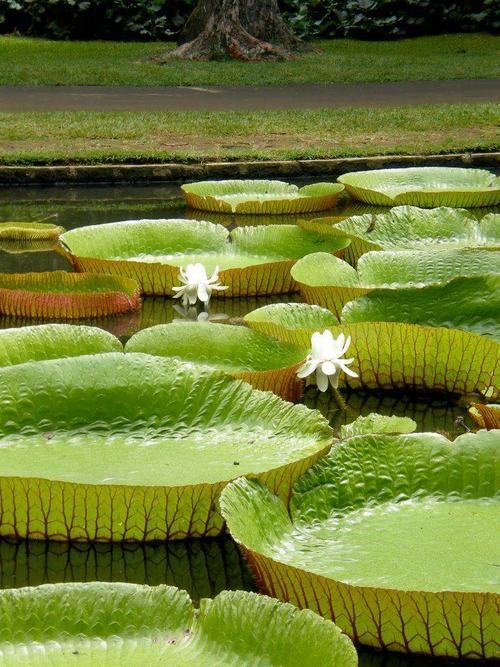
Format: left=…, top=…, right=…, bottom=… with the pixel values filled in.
left=0, top=0, right=496, bottom=40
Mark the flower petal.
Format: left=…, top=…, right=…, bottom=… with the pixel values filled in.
left=297, top=358, right=317, bottom=379
left=315, top=368, right=329, bottom=392
left=321, top=360, right=337, bottom=376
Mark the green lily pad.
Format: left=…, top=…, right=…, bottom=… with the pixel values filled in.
left=338, top=167, right=500, bottom=207
left=60, top=219, right=349, bottom=297
left=0, top=352, right=332, bottom=541
left=0, top=221, right=65, bottom=242
left=334, top=207, right=500, bottom=264
left=0, top=583, right=357, bottom=666
left=0, top=271, right=141, bottom=319
left=342, top=275, right=500, bottom=340
left=181, top=180, right=345, bottom=215
left=0, top=324, right=122, bottom=367
left=221, top=429, right=500, bottom=658
left=126, top=322, right=307, bottom=401
left=291, top=249, right=500, bottom=316
left=244, top=303, right=499, bottom=398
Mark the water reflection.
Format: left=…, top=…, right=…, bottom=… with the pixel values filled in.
left=303, top=387, right=474, bottom=436
left=358, top=648, right=479, bottom=667
left=0, top=537, right=254, bottom=602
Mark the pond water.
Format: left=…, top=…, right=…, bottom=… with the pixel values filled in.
left=0, top=183, right=493, bottom=666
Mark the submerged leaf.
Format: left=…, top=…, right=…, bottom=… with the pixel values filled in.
left=126, top=322, right=307, bottom=401
left=182, top=179, right=344, bottom=214
left=0, top=584, right=356, bottom=666
left=0, top=353, right=332, bottom=541
left=338, top=167, right=500, bottom=207
left=0, top=271, right=141, bottom=319
left=59, top=219, right=348, bottom=297
left=221, top=429, right=500, bottom=658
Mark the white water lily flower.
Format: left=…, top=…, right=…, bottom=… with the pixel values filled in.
left=172, top=263, right=228, bottom=307
left=297, top=330, right=358, bottom=392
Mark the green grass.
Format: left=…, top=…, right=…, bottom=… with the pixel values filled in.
left=0, top=104, right=497, bottom=165
left=1, top=34, right=498, bottom=86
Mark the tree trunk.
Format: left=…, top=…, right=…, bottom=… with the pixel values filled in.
left=157, top=0, right=306, bottom=62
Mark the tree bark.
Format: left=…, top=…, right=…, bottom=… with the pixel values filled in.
left=156, top=0, right=306, bottom=62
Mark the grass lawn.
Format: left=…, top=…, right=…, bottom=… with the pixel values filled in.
left=0, top=104, right=497, bottom=165
left=1, top=34, right=498, bottom=86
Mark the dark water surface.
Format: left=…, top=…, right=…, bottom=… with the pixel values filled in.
left=0, top=184, right=491, bottom=665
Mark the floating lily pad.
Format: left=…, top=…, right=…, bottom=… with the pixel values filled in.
left=338, top=167, right=500, bottom=207
left=60, top=219, right=348, bottom=297
left=181, top=180, right=344, bottom=215
left=0, top=583, right=356, bottom=666
left=333, top=207, right=500, bottom=264
left=0, top=353, right=332, bottom=541
left=126, top=322, right=307, bottom=401
left=291, top=249, right=500, bottom=316
left=221, top=429, right=500, bottom=658
left=0, top=324, right=122, bottom=367
left=0, top=221, right=65, bottom=242
left=245, top=302, right=338, bottom=342
left=0, top=271, right=141, bottom=319
left=0, top=240, right=60, bottom=255
left=342, top=276, right=500, bottom=340
left=244, top=303, right=499, bottom=398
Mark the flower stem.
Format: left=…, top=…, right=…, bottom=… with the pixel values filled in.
left=329, top=386, right=347, bottom=410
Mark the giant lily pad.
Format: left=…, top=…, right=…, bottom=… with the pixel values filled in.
left=0, top=583, right=356, bottom=666
left=338, top=167, right=500, bottom=207
left=0, top=221, right=64, bottom=242
left=126, top=322, right=307, bottom=401
left=0, top=353, right=332, bottom=541
left=221, top=429, right=500, bottom=659
left=332, top=207, right=500, bottom=264
left=342, top=276, right=500, bottom=340
left=291, top=249, right=500, bottom=316
left=0, top=271, right=141, bottom=319
left=181, top=180, right=344, bottom=214
left=244, top=303, right=499, bottom=398
left=0, top=324, right=122, bottom=367
left=60, top=219, right=348, bottom=297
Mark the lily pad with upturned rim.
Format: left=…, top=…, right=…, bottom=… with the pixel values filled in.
left=126, top=321, right=308, bottom=401
left=0, top=352, right=332, bottom=541
left=341, top=275, right=500, bottom=341
left=291, top=249, right=500, bottom=316
left=0, top=271, right=141, bottom=319
left=338, top=167, right=500, bottom=207
left=59, top=219, right=349, bottom=297
left=244, top=303, right=499, bottom=398
left=330, top=207, right=500, bottom=264
left=0, top=324, right=122, bottom=368
left=221, top=429, right=500, bottom=659
left=181, top=180, right=345, bottom=215
left=0, top=583, right=357, bottom=666
left=0, top=221, right=65, bottom=242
